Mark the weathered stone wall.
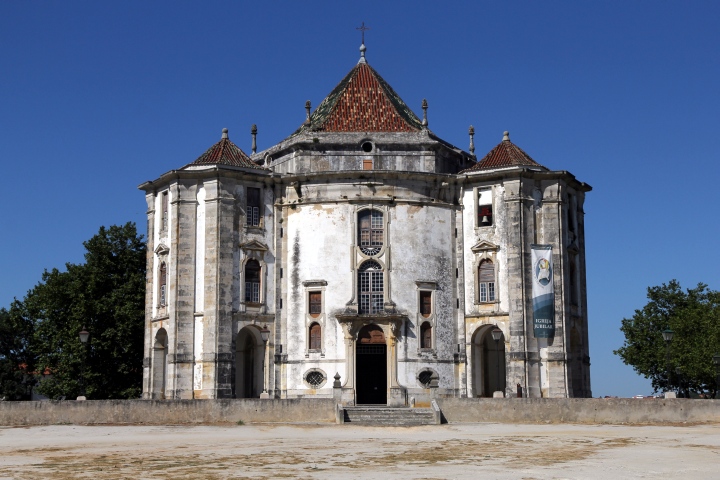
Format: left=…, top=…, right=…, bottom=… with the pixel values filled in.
left=1, top=399, right=718, bottom=426
left=0, top=399, right=336, bottom=426
left=437, top=398, right=720, bottom=424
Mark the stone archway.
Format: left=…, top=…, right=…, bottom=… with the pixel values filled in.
left=471, top=326, right=507, bottom=397
left=356, top=324, right=387, bottom=404
left=234, top=327, right=265, bottom=398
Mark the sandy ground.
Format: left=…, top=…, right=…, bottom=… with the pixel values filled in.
left=0, top=423, right=718, bottom=479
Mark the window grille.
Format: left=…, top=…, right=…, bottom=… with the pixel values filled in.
left=418, top=370, right=434, bottom=388
left=306, top=370, right=324, bottom=388
left=358, top=210, right=383, bottom=255
left=245, top=260, right=261, bottom=303
left=479, top=260, right=495, bottom=302
left=247, top=188, right=261, bottom=227
left=358, top=261, right=383, bottom=314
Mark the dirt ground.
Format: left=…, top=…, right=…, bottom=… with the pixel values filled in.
left=0, top=422, right=718, bottom=479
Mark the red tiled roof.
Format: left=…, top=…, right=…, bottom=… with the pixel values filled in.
left=186, top=129, right=265, bottom=169
left=295, top=62, right=424, bottom=133
left=462, top=132, right=545, bottom=172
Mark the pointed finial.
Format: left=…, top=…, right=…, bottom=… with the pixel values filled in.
left=221, top=128, right=228, bottom=139
left=421, top=99, right=428, bottom=127
left=503, top=131, right=510, bottom=141
left=359, top=43, right=367, bottom=64
left=304, top=100, right=311, bottom=125
left=251, top=124, right=257, bottom=154
left=469, top=125, right=475, bottom=154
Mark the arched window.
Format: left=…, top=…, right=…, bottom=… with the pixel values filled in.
left=358, top=209, right=383, bottom=255
left=479, top=260, right=495, bottom=303
left=358, top=261, right=383, bottom=314
left=309, top=322, right=321, bottom=350
left=420, top=322, right=432, bottom=349
left=159, top=262, right=167, bottom=306
left=245, top=260, right=261, bottom=303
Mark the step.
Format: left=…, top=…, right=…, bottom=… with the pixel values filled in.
left=342, top=406, right=440, bottom=426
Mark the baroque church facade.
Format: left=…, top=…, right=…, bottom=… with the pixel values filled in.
left=139, top=44, right=592, bottom=403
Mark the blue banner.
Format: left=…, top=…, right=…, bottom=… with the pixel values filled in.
left=531, top=244, right=555, bottom=338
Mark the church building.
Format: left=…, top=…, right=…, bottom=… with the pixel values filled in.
left=139, top=42, right=592, bottom=403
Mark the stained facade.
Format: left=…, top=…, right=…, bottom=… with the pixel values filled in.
left=139, top=45, right=592, bottom=403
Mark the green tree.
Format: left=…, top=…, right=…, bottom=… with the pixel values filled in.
left=26, top=223, right=146, bottom=399
left=615, top=280, right=720, bottom=397
left=0, top=301, right=37, bottom=400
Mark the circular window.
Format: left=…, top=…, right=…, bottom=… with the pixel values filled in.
left=361, top=141, right=373, bottom=153
left=305, top=369, right=326, bottom=388
left=418, top=370, right=435, bottom=388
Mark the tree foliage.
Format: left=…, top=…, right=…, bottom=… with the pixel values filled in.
left=614, top=280, right=720, bottom=397
left=2, top=223, right=145, bottom=400
left=0, top=301, right=37, bottom=400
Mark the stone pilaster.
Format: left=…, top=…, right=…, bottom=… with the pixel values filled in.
left=142, top=192, right=155, bottom=399
left=169, top=180, right=197, bottom=399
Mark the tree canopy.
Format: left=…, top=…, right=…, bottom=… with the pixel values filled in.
left=0, top=223, right=145, bottom=400
left=614, top=280, right=720, bottom=397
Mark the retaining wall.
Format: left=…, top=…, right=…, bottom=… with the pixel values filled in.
left=0, top=399, right=336, bottom=426
left=0, top=398, right=718, bottom=426
left=436, top=398, right=720, bottom=424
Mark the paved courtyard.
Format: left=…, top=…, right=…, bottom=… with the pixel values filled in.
left=0, top=422, right=718, bottom=479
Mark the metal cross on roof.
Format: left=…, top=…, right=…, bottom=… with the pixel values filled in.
left=356, top=22, right=370, bottom=44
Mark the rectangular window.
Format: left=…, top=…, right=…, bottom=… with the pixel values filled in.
left=479, top=260, right=495, bottom=303
left=478, top=188, right=493, bottom=227
left=420, top=291, right=432, bottom=317
left=162, top=192, right=168, bottom=231
left=363, top=159, right=373, bottom=170
left=359, top=269, right=384, bottom=314
left=247, top=187, right=261, bottom=227
left=309, top=291, right=321, bottom=317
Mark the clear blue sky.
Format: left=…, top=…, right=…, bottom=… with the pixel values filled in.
left=1, top=1, right=718, bottom=397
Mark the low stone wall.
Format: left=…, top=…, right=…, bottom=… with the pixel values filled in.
left=0, top=399, right=336, bottom=426
left=1, top=398, right=718, bottom=426
left=436, top=398, right=720, bottom=425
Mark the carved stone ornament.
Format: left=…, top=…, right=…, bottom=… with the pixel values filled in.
left=302, top=279, right=328, bottom=287
left=239, top=240, right=269, bottom=252
left=335, top=313, right=406, bottom=341
left=154, top=243, right=169, bottom=255
left=470, top=240, right=499, bottom=254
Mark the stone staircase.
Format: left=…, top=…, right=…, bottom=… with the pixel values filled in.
left=339, top=403, right=441, bottom=426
